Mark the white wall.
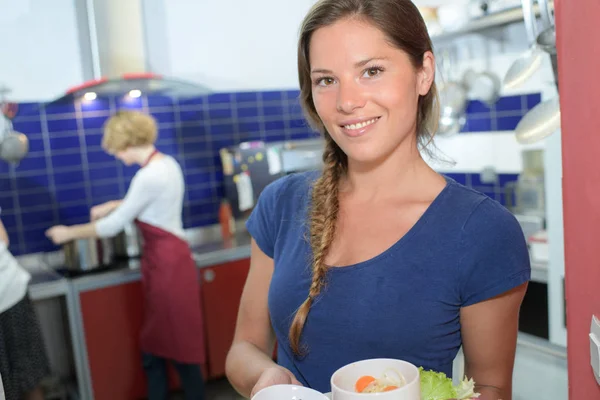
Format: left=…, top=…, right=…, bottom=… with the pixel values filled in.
left=146, top=0, right=318, bottom=92
left=0, top=0, right=84, bottom=102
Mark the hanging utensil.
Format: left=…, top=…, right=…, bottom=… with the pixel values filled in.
left=437, top=48, right=468, bottom=136
left=503, top=0, right=545, bottom=89
left=515, top=96, right=560, bottom=144
left=0, top=87, right=29, bottom=164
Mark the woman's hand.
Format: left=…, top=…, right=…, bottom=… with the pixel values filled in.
left=90, top=201, right=118, bottom=221
left=45, top=226, right=73, bottom=245
left=250, top=366, right=302, bottom=398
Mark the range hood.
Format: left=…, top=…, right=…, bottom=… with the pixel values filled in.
left=49, top=0, right=211, bottom=105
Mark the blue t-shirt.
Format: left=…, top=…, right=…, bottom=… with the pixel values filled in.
left=246, top=172, right=531, bottom=393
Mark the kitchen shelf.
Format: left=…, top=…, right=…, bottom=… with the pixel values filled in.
left=531, top=259, right=548, bottom=284
left=431, top=3, right=554, bottom=42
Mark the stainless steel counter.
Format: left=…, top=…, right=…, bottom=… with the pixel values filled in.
left=28, top=269, right=69, bottom=301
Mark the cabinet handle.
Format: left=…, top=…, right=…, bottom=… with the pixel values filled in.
left=204, top=269, right=215, bottom=282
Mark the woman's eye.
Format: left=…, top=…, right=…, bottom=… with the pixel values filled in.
left=316, top=77, right=335, bottom=86
left=364, top=67, right=383, bottom=78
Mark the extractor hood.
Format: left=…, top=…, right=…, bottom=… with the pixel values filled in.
left=48, top=0, right=211, bottom=105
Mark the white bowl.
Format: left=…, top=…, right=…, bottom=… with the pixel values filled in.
left=252, top=384, right=330, bottom=400
left=330, top=359, right=420, bottom=400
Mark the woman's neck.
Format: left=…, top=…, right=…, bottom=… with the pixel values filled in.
left=134, top=146, right=159, bottom=166
left=342, top=139, right=439, bottom=202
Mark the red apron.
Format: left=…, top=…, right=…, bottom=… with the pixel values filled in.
left=134, top=151, right=206, bottom=364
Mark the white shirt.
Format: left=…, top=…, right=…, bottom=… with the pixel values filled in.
left=96, top=155, right=186, bottom=239
left=0, top=239, right=31, bottom=314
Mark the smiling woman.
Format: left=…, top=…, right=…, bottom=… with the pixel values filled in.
left=225, top=1, right=531, bottom=399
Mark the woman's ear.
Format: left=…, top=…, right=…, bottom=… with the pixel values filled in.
left=418, top=51, right=435, bottom=96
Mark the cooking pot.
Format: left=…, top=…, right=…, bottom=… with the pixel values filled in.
left=63, top=238, right=114, bottom=271
left=112, top=223, right=143, bottom=259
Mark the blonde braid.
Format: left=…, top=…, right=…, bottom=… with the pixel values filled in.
left=289, top=136, right=345, bottom=355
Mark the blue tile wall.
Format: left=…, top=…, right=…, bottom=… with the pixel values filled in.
left=1, top=91, right=535, bottom=255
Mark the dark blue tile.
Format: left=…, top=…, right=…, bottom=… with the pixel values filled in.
left=14, top=176, right=50, bottom=191
left=177, top=96, right=206, bottom=107
left=179, top=110, right=204, bottom=122
left=84, top=133, right=103, bottom=147
left=208, top=108, right=232, bottom=120
left=0, top=213, right=17, bottom=230
left=497, top=115, right=522, bottom=131
left=49, top=135, right=82, bottom=151
left=444, top=173, right=467, bottom=185
left=465, top=100, right=491, bottom=115
left=186, top=170, right=213, bottom=184
left=265, top=120, right=285, bottom=131
left=27, top=136, right=46, bottom=153
left=21, top=209, right=54, bottom=226
left=80, top=98, right=111, bottom=113
left=181, top=139, right=210, bottom=153
left=212, top=138, right=236, bottom=150
left=283, top=100, right=303, bottom=115
left=237, top=107, right=260, bottom=118
left=15, top=155, right=47, bottom=172
left=91, top=182, right=120, bottom=198
left=147, top=95, right=175, bottom=107
left=157, top=142, right=179, bottom=156
left=284, top=90, right=301, bottom=100
left=56, top=187, right=87, bottom=203
left=527, top=93, right=542, bottom=110
left=151, top=111, right=175, bottom=124
left=498, top=173, right=520, bottom=186
left=183, top=156, right=215, bottom=170
left=24, top=240, right=57, bottom=254
left=58, top=205, right=89, bottom=224
left=266, top=134, right=286, bottom=142
left=116, top=96, right=143, bottom=109
left=15, top=103, right=40, bottom=118
left=210, top=123, right=234, bottom=135
left=263, top=106, right=284, bottom=116
left=188, top=201, right=219, bottom=216
left=53, top=170, right=85, bottom=186
left=234, top=92, right=258, bottom=103
left=238, top=122, right=261, bottom=133
left=18, top=191, right=53, bottom=209
left=47, top=118, right=79, bottom=133
left=45, top=103, right=76, bottom=115
left=52, top=153, right=82, bottom=169
left=291, top=131, right=318, bottom=140
left=86, top=149, right=113, bottom=164
left=207, top=93, right=231, bottom=105
left=261, top=91, right=283, bottom=102
left=465, top=117, right=492, bottom=132
left=494, top=95, right=523, bottom=112
left=187, top=188, right=215, bottom=202
left=12, top=119, right=43, bottom=134
left=185, top=213, right=218, bottom=228
left=82, top=116, right=108, bottom=130
left=290, top=119, right=308, bottom=129
left=88, top=164, right=118, bottom=180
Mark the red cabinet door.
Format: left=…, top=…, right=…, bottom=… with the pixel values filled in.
left=80, top=282, right=205, bottom=399
left=200, top=258, right=251, bottom=379
left=80, top=281, right=149, bottom=400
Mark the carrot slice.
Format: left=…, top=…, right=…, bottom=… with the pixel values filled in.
left=383, top=385, right=399, bottom=392
left=355, top=376, right=376, bottom=393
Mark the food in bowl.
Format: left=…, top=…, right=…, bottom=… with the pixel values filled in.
left=354, top=369, right=406, bottom=393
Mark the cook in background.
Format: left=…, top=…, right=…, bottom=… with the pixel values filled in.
left=46, top=111, right=206, bottom=400
left=0, top=208, right=49, bottom=400
left=225, top=0, right=531, bottom=399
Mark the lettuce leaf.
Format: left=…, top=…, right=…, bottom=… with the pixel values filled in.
left=419, top=367, right=457, bottom=400
left=419, top=367, right=480, bottom=400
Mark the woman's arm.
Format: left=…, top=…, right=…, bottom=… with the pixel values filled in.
left=0, top=218, right=9, bottom=245
left=460, top=283, right=528, bottom=400
left=225, top=240, right=300, bottom=398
